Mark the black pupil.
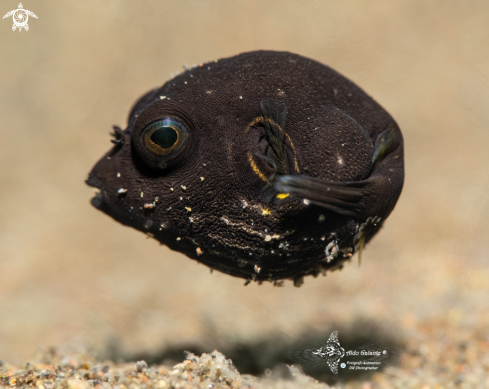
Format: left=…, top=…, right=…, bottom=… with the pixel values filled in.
left=150, top=126, right=178, bottom=148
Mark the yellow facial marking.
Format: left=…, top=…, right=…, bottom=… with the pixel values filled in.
left=245, top=117, right=264, bottom=132
left=247, top=151, right=269, bottom=183
left=276, top=193, right=289, bottom=199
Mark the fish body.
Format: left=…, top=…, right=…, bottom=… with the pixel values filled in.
left=87, top=51, right=404, bottom=283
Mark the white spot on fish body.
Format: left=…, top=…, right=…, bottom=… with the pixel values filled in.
left=325, top=241, right=339, bottom=263
left=278, top=241, right=289, bottom=249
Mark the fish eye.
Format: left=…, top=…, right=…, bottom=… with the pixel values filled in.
left=133, top=117, right=189, bottom=169
left=143, top=119, right=185, bottom=155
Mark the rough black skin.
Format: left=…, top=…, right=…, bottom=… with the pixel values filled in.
left=86, top=51, right=404, bottom=284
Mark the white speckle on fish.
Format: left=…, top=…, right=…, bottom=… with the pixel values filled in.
left=325, top=241, right=339, bottom=263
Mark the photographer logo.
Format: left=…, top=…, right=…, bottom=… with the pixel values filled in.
left=292, top=330, right=393, bottom=374
left=3, top=3, right=38, bottom=32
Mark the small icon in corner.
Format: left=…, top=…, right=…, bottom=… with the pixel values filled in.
left=3, top=3, right=38, bottom=32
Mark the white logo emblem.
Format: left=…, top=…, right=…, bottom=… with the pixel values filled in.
left=291, top=330, right=392, bottom=375
left=3, top=3, right=37, bottom=32
left=311, top=330, right=346, bottom=374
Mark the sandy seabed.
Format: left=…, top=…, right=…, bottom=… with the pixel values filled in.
left=1, top=327, right=489, bottom=389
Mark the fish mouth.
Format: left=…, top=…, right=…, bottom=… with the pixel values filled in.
left=86, top=174, right=106, bottom=210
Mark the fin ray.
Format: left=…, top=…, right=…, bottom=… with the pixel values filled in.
left=275, top=175, right=369, bottom=217
left=260, top=99, right=287, bottom=178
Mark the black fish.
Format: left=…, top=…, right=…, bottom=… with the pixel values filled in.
left=86, top=51, right=404, bottom=285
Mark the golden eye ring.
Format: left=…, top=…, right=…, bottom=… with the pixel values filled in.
left=143, top=120, right=183, bottom=155
left=133, top=117, right=189, bottom=169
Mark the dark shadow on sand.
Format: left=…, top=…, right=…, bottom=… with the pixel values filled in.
left=115, top=320, right=403, bottom=385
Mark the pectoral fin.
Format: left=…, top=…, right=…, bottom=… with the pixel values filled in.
left=274, top=175, right=370, bottom=217
left=260, top=99, right=288, bottom=178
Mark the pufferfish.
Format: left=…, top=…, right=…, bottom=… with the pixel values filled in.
left=86, top=51, right=404, bottom=285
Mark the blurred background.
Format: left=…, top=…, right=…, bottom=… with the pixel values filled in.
left=1, top=0, right=489, bottom=384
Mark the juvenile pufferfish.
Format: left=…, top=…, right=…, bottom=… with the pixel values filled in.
left=86, top=51, right=404, bottom=285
